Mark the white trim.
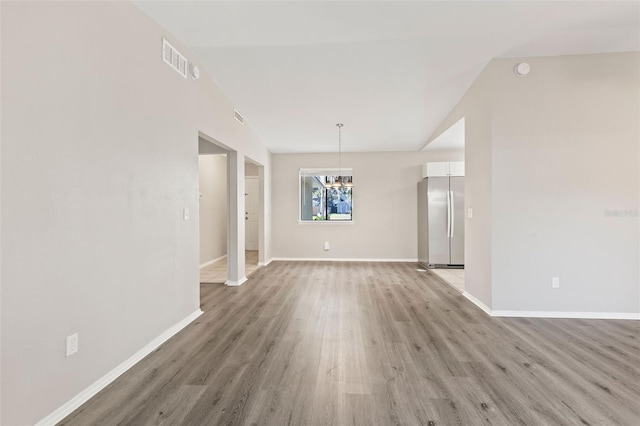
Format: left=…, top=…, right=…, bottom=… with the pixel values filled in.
left=35, top=309, right=203, bottom=426
left=225, top=277, right=248, bottom=286
left=199, top=254, right=227, bottom=269
left=491, top=311, right=640, bottom=320
left=462, top=291, right=492, bottom=316
left=257, top=258, right=272, bottom=267
left=462, top=291, right=639, bottom=320
left=271, top=257, right=417, bottom=263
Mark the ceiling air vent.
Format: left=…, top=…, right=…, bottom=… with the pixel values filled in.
left=162, top=38, right=187, bottom=78
left=234, top=109, right=245, bottom=125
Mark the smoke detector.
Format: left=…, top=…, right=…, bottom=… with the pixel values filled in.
left=514, top=62, right=531, bottom=77
left=190, top=64, right=200, bottom=80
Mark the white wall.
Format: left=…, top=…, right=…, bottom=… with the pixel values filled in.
left=1, top=2, right=271, bottom=424
left=427, top=63, right=495, bottom=308
left=490, top=53, right=639, bottom=313
left=429, top=52, right=640, bottom=315
left=199, top=155, right=227, bottom=265
left=271, top=150, right=463, bottom=260
left=245, top=162, right=259, bottom=177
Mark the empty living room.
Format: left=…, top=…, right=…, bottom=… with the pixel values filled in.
left=1, top=1, right=638, bottom=425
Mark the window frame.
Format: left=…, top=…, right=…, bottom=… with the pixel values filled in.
left=298, top=168, right=354, bottom=224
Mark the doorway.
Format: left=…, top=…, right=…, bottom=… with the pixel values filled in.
left=245, top=181, right=259, bottom=250
left=243, top=159, right=262, bottom=278
left=198, top=136, right=229, bottom=283
left=197, top=132, right=266, bottom=286
left=422, top=117, right=466, bottom=292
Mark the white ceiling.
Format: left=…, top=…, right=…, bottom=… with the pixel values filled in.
left=134, top=1, right=639, bottom=153
left=424, top=117, right=465, bottom=151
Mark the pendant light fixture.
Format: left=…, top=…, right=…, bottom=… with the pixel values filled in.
left=324, top=123, right=353, bottom=190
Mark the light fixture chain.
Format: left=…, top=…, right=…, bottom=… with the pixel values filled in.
left=338, top=124, right=341, bottom=176
left=337, top=123, right=343, bottom=185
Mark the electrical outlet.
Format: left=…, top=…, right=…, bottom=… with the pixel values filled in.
left=552, top=277, right=560, bottom=289
left=66, top=333, right=78, bottom=357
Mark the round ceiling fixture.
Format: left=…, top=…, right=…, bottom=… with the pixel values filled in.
left=514, top=62, right=531, bottom=77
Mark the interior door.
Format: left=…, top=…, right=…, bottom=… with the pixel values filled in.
left=244, top=177, right=259, bottom=251
left=427, top=177, right=450, bottom=265
left=450, top=177, right=465, bottom=265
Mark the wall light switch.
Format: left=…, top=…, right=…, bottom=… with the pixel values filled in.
left=66, top=333, right=78, bottom=357
left=183, top=208, right=190, bottom=221
left=468, top=208, right=473, bottom=219
left=324, top=241, right=330, bottom=251
left=552, top=277, right=560, bottom=289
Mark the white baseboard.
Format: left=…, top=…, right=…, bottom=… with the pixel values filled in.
left=462, top=291, right=492, bottom=316
left=257, top=258, right=272, bottom=267
left=491, top=311, right=640, bottom=320
left=35, top=309, right=204, bottom=426
left=270, top=257, right=418, bottom=263
left=199, top=254, right=227, bottom=269
left=225, top=277, right=248, bottom=286
left=462, top=291, right=639, bottom=320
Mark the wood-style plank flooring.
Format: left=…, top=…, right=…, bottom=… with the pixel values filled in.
left=60, top=261, right=640, bottom=425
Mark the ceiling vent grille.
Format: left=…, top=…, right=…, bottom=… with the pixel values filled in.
left=234, top=109, right=245, bottom=125
left=162, top=38, right=187, bottom=78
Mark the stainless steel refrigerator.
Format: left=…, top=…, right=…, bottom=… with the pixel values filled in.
left=417, top=177, right=464, bottom=268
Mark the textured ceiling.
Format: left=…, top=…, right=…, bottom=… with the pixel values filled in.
left=134, top=1, right=639, bottom=153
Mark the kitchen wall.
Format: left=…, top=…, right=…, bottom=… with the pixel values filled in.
left=1, top=2, right=271, bottom=424
left=199, top=155, right=228, bottom=265
left=271, top=150, right=464, bottom=260
left=430, top=52, right=639, bottom=315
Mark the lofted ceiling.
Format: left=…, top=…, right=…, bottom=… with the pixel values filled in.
left=133, top=1, right=639, bottom=153
left=425, top=117, right=465, bottom=151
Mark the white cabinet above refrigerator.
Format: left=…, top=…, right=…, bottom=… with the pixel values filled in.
left=422, top=161, right=465, bottom=178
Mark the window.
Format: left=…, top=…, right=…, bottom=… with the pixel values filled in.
left=300, top=168, right=353, bottom=222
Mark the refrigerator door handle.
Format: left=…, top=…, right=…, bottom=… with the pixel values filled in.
left=450, top=190, right=455, bottom=238
left=446, top=190, right=451, bottom=238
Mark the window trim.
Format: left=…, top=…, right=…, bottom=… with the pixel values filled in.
left=298, top=168, right=354, bottom=224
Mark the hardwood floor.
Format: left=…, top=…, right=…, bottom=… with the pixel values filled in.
left=60, top=261, right=640, bottom=425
